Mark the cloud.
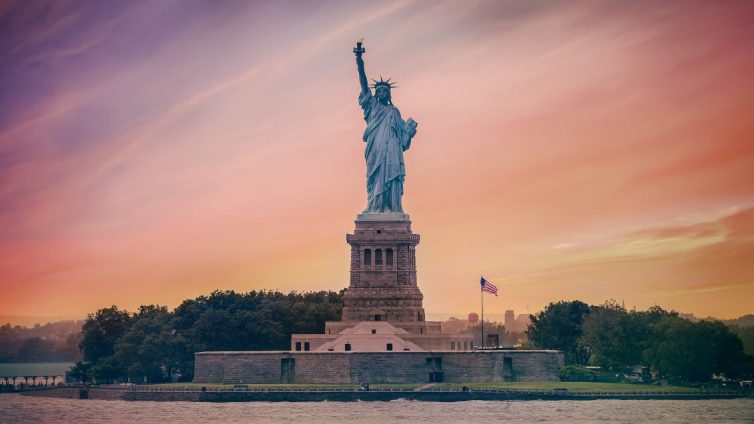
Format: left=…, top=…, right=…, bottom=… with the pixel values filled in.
left=500, top=206, right=754, bottom=316
left=1, top=0, right=753, bottom=319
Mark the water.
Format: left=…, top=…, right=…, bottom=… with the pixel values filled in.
left=0, top=362, right=74, bottom=376
left=1, top=394, right=753, bottom=423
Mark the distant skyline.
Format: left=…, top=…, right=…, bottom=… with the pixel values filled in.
left=0, top=308, right=733, bottom=329
left=1, top=0, right=753, bottom=320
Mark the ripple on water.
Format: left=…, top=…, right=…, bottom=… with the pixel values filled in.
left=1, top=395, right=753, bottom=424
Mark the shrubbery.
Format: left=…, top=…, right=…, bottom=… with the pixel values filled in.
left=559, top=365, right=596, bottom=381
left=79, top=290, right=343, bottom=383
left=530, top=301, right=753, bottom=383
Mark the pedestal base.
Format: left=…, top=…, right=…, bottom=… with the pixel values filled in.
left=344, top=212, right=424, bottom=324
left=356, top=212, right=410, bottom=222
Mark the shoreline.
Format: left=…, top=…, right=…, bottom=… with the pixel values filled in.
left=15, top=386, right=750, bottom=402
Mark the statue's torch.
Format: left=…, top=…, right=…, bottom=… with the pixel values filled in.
left=353, top=38, right=365, bottom=57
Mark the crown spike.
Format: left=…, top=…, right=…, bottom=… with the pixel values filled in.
left=369, top=75, right=398, bottom=89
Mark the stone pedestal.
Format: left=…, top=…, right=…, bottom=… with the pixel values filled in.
left=341, top=213, right=427, bottom=329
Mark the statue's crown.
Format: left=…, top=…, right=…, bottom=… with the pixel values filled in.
left=370, top=76, right=397, bottom=90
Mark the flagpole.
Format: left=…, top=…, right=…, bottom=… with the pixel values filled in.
left=481, top=278, right=484, bottom=349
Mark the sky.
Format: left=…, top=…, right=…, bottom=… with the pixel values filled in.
left=1, top=0, right=753, bottom=323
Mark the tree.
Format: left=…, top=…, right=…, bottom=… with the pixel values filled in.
left=579, top=301, right=669, bottom=370
left=0, top=324, right=23, bottom=361
left=54, top=333, right=84, bottom=362
left=174, top=289, right=342, bottom=352
left=528, top=300, right=591, bottom=365
left=69, top=361, right=92, bottom=384
left=704, top=320, right=750, bottom=379
left=190, top=309, right=239, bottom=351
left=80, top=306, right=132, bottom=363
left=0, top=321, right=84, bottom=362
left=16, top=337, right=56, bottom=362
left=77, top=290, right=344, bottom=383
left=112, top=305, right=193, bottom=383
left=730, top=325, right=754, bottom=356
left=91, top=355, right=126, bottom=383
left=80, top=306, right=132, bottom=382
left=644, top=317, right=750, bottom=382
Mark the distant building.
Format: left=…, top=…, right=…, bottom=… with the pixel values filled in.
left=442, top=317, right=472, bottom=334
left=499, top=311, right=531, bottom=332
left=679, top=313, right=700, bottom=322
left=515, top=314, right=531, bottom=332
left=504, top=310, right=515, bottom=330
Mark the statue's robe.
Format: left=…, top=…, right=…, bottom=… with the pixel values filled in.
left=359, top=90, right=413, bottom=212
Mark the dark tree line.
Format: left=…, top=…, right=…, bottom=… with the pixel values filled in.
left=78, top=290, right=343, bottom=383
left=527, top=300, right=753, bottom=382
left=0, top=322, right=82, bottom=362
left=725, top=314, right=754, bottom=357
left=730, top=326, right=754, bottom=356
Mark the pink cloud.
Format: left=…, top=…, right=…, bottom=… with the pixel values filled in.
left=1, top=0, right=753, bottom=319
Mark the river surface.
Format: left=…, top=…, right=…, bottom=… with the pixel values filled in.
left=1, top=394, right=753, bottom=423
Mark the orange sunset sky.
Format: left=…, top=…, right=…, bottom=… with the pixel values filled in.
left=1, top=0, right=753, bottom=323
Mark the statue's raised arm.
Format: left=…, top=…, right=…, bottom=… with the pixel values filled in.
left=354, top=39, right=369, bottom=96
left=352, top=39, right=418, bottom=214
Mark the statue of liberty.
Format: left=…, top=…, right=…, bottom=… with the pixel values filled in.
left=354, top=40, right=418, bottom=213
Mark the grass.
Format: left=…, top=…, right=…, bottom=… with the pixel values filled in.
left=148, top=383, right=358, bottom=389
left=146, top=381, right=708, bottom=393
left=146, top=382, right=423, bottom=390
left=434, top=382, right=704, bottom=393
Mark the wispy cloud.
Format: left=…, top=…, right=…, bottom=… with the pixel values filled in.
left=1, top=0, right=752, bottom=318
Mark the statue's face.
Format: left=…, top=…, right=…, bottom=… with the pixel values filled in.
left=375, top=86, right=390, bottom=104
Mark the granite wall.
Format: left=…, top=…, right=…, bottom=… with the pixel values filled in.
left=194, top=350, right=564, bottom=384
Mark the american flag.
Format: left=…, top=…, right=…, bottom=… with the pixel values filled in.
left=480, top=276, right=498, bottom=296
